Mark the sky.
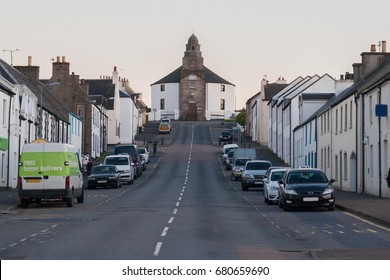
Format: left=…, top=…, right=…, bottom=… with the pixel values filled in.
left=1, top=0, right=390, bottom=110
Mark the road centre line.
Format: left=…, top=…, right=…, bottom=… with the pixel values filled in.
left=153, top=242, right=163, bottom=256
left=161, top=227, right=169, bottom=236
left=173, top=209, right=178, bottom=215
left=168, top=217, right=174, bottom=224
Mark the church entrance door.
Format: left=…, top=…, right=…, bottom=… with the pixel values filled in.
left=187, top=102, right=197, bottom=121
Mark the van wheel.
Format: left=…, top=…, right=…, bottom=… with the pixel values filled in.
left=77, top=189, right=84, bottom=204
left=20, top=198, right=29, bottom=208
left=66, top=193, right=74, bottom=207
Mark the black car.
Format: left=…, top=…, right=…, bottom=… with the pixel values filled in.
left=88, top=165, right=122, bottom=189
left=114, top=144, right=143, bottom=178
left=219, top=130, right=233, bottom=145
left=278, top=168, right=335, bottom=211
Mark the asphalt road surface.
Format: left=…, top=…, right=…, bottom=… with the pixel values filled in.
left=1, top=122, right=390, bottom=260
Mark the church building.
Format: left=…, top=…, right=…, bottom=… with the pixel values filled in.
left=150, top=34, right=235, bottom=121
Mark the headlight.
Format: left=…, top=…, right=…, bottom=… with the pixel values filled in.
left=108, top=176, right=117, bottom=180
left=233, top=167, right=241, bottom=172
left=284, top=189, right=298, bottom=195
left=323, top=188, right=334, bottom=195
left=243, top=173, right=254, bottom=179
left=88, top=177, right=96, bottom=181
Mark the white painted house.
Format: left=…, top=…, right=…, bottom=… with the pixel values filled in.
left=151, top=34, right=235, bottom=121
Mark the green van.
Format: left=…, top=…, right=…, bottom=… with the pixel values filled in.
left=18, top=143, right=84, bottom=208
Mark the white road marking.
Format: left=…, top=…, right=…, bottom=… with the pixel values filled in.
left=153, top=242, right=163, bottom=256
left=161, top=227, right=169, bottom=236
left=168, top=217, right=174, bottom=224
left=344, top=212, right=390, bottom=232
left=173, top=209, right=178, bottom=215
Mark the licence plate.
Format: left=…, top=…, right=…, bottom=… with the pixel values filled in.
left=254, top=182, right=262, bottom=184
left=26, top=178, right=41, bottom=183
left=98, top=180, right=107, bottom=184
left=303, top=197, right=319, bottom=202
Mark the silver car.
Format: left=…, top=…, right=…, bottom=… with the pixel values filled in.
left=231, top=157, right=251, bottom=181
left=241, top=160, right=272, bottom=191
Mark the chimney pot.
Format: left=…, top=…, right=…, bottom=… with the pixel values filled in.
left=371, top=44, right=376, bottom=52
left=28, top=56, right=32, bottom=66
left=382, top=41, right=387, bottom=53
left=114, top=66, right=117, bottom=72
left=56, top=56, right=60, bottom=62
left=62, top=56, right=66, bottom=63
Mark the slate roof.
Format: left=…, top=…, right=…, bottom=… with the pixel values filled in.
left=0, top=59, right=69, bottom=123
left=264, top=83, right=289, bottom=101
left=151, top=66, right=235, bottom=86
left=294, top=59, right=390, bottom=130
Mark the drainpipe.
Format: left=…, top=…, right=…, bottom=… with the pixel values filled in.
left=354, top=93, right=358, bottom=193
left=361, top=92, right=365, bottom=193
left=378, top=86, right=382, bottom=198
left=7, top=93, right=13, bottom=188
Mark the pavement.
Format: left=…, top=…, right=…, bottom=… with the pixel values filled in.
left=1, top=121, right=390, bottom=230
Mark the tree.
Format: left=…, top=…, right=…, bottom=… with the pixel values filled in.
left=236, top=109, right=246, bottom=126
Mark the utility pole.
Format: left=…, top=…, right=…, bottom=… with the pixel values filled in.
left=2, top=49, right=21, bottom=65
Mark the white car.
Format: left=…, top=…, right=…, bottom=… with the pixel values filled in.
left=138, top=147, right=149, bottom=163
left=263, top=168, right=289, bottom=205
left=103, top=154, right=134, bottom=185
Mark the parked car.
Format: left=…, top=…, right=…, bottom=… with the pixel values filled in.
left=225, top=149, right=236, bottom=170
left=140, top=155, right=146, bottom=171
left=222, top=143, right=239, bottom=161
left=241, top=160, right=272, bottom=191
left=219, top=130, right=233, bottom=145
left=88, top=165, right=122, bottom=189
left=278, top=168, right=335, bottom=211
left=263, top=168, right=289, bottom=205
left=232, top=148, right=257, bottom=163
left=138, top=147, right=149, bottom=163
left=103, top=154, right=134, bottom=185
left=114, top=144, right=142, bottom=178
left=231, top=157, right=252, bottom=181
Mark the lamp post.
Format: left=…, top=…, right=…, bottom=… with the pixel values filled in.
left=39, top=82, right=60, bottom=139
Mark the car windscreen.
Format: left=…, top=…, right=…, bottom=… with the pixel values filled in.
left=92, top=166, right=117, bottom=174
left=235, top=159, right=250, bottom=166
left=287, top=171, right=328, bottom=184
left=246, top=162, right=272, bottom=170
left=270, top=170, right=286, bottom=181
left=105, top=157, right=129, bottom=166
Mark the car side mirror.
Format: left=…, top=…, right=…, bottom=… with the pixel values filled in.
left=329, top=179, right=335, bottom=184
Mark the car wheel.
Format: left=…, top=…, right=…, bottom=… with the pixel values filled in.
left=267, top=199, right=273, bottom=205
left=283, top=201, right=290, bottom=211
left=241, top=184, right=248, bottom=191
left=20, top=198, right=29, bottom=209
left=66, top=192, right=74, bottom=207
left=77, top=189, right=84, bottom=204
left=115, top=181, right=120, bottom=188
left=328, top=204, right=335, bottom=211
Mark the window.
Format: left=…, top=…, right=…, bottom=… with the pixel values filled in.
left=350, top=101, right=353, bottom=128
left=190, top=82, right=195, bottom=89
left=2, top=99, right=6, bottom=125
left=160, top=85, right=165, bottom=92
left=335, top=155, right=338, bottom=180
left=327, top=146, right=330, bottom=168
left=327, top=111, right=330, bottom=132
left=160, top=99, right=165, bottom=110
left=335, top=109, right=338, bottom=134
left=340, top=106, right=343, bottom=133
left=220, top=99, right=225, bottom=110
left=369, top=95, right=373, bottom=124
left=220, top=85, right=225, bottom=92
left=345, top=103, right=348, bottom=131
left=344, top=152, right=348, bottom=180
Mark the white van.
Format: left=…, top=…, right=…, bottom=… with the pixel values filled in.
left=103, top=154, right=134, bottom=185
left=18, top=143, right=84, bottom=208
left=222, top=144, right=239, bottom=161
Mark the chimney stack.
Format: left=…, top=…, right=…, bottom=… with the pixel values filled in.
left=28, top=56, right=32, bottom=66
left=370, top=44, right=376, bottom=52
left=382, top=41, right=387, bottom=53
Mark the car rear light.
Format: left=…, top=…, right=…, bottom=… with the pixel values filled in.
left=65, top=176, right=70, bottom=189
left=18, top=176, right=23, bottom=189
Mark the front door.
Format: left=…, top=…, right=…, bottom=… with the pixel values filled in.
left=187, top=103, right=197, bottom=121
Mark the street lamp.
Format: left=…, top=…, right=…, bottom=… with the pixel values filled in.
left=39, top=82, right=60, bottom=139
